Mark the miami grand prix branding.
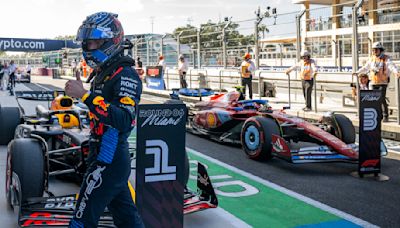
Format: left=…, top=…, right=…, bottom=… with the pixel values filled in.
left=136, top=104, right=187, bottom=228
left=358, top=90, right=383, bottom=175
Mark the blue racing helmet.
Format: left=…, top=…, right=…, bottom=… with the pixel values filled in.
left=76, top=12, right=124, bottom=68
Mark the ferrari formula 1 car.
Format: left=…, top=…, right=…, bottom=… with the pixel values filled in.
left=187, top=90, right=387, bottom=163
left=1, top=90, right=217, bottom=227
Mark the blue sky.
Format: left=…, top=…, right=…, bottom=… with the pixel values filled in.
left=0, top=0, right=300, bottom=39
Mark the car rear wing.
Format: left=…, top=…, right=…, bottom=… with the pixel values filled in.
left=15, top=91, right=67, bottom=116
left=15, top=91, right=65, bottom=101
left=18, top=194, right=115, bottom=227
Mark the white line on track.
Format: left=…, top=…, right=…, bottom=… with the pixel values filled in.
left=211, top=208, right=252, bottom=228
left=188, top=148, right=378, bottom=228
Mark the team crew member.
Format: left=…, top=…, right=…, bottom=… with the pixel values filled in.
left=240, top=53, right=256, bottom=99
left=158, top=55, right=166, bottom=73
left=25, top=63, right=32, bottom=77
left=8, top=60, right=17, bottom=89
left=65, top=12, right=144, bottom=228
left=286, top=51, right=318, bottom=111
left=178, top=55, right=188, bottom=88
left=356, top=42, right=399, bottom=122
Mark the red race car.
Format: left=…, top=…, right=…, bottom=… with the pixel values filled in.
left=187, top=91, right=387, bottom=163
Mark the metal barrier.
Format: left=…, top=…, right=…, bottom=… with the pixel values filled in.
left=314, top=75, right=317, bottom=113
left=188, top=69, right=208, bottom=88
left=164, top=68, right=180, bottom=90
left=218, top=69, right=241, bottom=92
left=351, top=73, right=359, bottom=115
left=286, top=73, right=291, bottom=107
left=258, top=70, right=296, bottom=106
left=397, top=77, right=400, bottom=125
left=165, top=69, right=400, bottom=125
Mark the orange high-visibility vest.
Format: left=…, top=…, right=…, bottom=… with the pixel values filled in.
left=370, top=55, right=389, bottom=84
left=81, top=60, right=88, bottom=78
left=301, top=61, right=313, bottom=80
left=241, top=62, right=251, bottom=78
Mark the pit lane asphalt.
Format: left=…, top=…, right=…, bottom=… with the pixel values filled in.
left=15, top=80, right=400, bottom=227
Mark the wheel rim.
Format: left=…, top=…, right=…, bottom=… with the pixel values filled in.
left=244, top=125, right=260, bottom=151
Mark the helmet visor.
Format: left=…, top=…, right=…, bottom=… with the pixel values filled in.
left=76, top=25, right=114, bottom=43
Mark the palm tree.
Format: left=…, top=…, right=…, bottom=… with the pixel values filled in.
left=258, top=24, right=269, bottom=39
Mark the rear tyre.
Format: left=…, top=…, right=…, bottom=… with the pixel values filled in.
left=241, top=117, right=280, bottom=160
left=334, top=114, right=355, bottom=144
left=0, top=107, right=21, bottom=145
left=6, top=138, right=45, bottom=205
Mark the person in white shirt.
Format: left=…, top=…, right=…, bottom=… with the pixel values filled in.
left=2, top=63, right=9, bottom=91
left=158, top=55, right=166, bottom=73
left=240, top=53, right=256, bottom=99
left=26, top=63, right=32, bottom=76
left=8, top=60, right=17, bottom=88
left=285, top=51, right=318, bottom=111
left=178, top=55, right=188, bottom=88
left=71, top=59, right=77, bottom=77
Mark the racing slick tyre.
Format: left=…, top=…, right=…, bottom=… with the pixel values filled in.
left=334, top=114, right=355, bottom=144
left=0, top=106, right=21, bottom=145
left=6, top=138, right=45, bottom=206
left=241, top=117, right=280, bottom=161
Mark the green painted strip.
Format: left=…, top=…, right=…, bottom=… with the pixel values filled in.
left=129, top=131, right=368, bottom=227
left=187, top=150, right=343, bottom=228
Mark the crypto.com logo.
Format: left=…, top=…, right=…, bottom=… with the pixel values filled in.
left=363, top=108, right=378, bottom=131
left=145, top=139, right=176, bottom=183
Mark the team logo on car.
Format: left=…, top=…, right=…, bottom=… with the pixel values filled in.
left=207, top=113, right=216, bottom=127
left=272, top=135, right=289, bottom=153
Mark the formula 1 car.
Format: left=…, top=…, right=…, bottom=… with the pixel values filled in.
left=187, top=90, right=387, bottom=163
left=1, top=90, right=217, bottom=227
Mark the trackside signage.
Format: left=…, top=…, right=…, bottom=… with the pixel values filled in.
left=136, top=104, right=187, bottom=228
left=358, top=89, right=382, bottom=176
left=145, top=66, right=165, bottom=90
left=0, top=37, right=79, bottom=52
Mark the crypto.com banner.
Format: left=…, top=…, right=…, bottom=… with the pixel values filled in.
left=358, top=89, right=383, bottom=176
left=136, top=103, right=187, bottom=228
left=0, top=37, right=79, bottom=52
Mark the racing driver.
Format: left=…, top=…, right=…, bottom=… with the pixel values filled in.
left=65, top=12, right=144, bottom=227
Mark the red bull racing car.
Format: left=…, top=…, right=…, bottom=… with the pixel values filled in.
left=187, top=91, right=387, bottom=163
left=0, top=90, right=218, bottom=227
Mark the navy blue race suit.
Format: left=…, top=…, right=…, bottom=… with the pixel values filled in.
left=70, top=60, right=144, bottom=228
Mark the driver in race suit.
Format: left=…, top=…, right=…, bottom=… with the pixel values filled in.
left=65, top=12, right=144, bottom=228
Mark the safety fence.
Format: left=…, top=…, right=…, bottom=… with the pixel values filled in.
left=158, top=68, right=399, bottom=122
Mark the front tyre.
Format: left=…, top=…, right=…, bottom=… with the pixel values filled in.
left=241, top=117, right=280, bottom=160
left=6, top=138, right=45, bottom=206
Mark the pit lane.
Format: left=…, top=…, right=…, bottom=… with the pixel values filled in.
left=0, top=81, right=248, bottom=228
left=2, top=78, right=400, bottom=227
left=140, top=91, right=400, bottom=227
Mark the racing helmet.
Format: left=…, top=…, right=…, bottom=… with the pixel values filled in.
left=301, top=50, right=311, bottom=57
left=76, top=12, right=124, bottom=68
left=243, top=53, right=251, bottom=60
left=372, top=42, right=385, bottom=51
